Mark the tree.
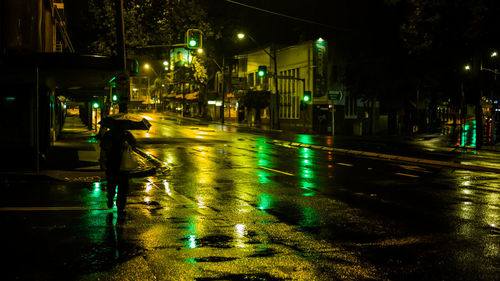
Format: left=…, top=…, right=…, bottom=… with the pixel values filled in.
left=392, top=0, right=500, bottom=146
left=88, top=0, right=212, bottom=55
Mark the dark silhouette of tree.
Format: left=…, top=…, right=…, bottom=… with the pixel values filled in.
left=87, top=0, right=212, bottom=56
left=392, top=0, right=500, bottom=146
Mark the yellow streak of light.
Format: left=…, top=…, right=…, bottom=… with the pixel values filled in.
left=258, top=166, right=295, bottom=176
left=140, top=115, right=153, bottom=120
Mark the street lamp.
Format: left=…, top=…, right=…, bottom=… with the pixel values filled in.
left=144, top=63, right=160, bottom=111
left=237, top=32, right=280, bottom=130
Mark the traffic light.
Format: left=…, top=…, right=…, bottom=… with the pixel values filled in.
left=257, top=65, right=267, bottom=77
left=112, top=94, right=119, bottom=102
left=303, top=91, right=311, bottom=103
left=92, top=101, right=100, bottom=109
left=300, top=91, right=311, bottom=110
left=186, top=29, right=202, bottom=49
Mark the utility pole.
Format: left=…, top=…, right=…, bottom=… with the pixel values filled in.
left=115, top=0, right=128, bottom=113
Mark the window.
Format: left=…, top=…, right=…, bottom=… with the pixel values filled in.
left=279, top=68, right=300, bottom=119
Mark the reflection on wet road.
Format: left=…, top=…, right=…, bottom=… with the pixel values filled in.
left=120, top=116, right=499, bottom=280
left=0, top=115, right=498, bottom=280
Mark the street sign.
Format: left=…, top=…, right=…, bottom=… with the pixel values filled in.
left=328, top=90, right=345, bottom=105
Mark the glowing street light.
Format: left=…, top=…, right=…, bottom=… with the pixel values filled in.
left=465, top=65, right=471, bottom=71
left=237, top=33, right=245, bottom=39
left=492, top=51, right=497, bottom=57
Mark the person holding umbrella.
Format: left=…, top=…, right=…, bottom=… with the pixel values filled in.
left=99, top=119, right=137, bottom=214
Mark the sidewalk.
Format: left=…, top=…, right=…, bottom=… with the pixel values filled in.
left=39, top=115, right=156, bottom=182
left=158, top=111, right=500, bottom=174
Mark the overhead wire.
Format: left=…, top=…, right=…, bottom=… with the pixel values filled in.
left=224, top=0, right=351, bottom=31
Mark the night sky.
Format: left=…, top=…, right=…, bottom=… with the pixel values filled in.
left=65, top=0, right=390, bottom=53
left=64, top=0, right=500, bottom=92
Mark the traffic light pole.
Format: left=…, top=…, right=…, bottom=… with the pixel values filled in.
left=243, top=34, right=280, bottom=130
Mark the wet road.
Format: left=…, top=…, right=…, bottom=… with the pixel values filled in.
left=1, top=114, right=499, bottom=280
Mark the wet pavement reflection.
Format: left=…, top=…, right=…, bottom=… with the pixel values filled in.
left=1, top=116, right=498, bottom=280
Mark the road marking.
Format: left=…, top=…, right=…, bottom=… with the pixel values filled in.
left=398, top=164, right=431, bottom=173
left=0, top=206, right=108, bottom=211
left=258, top=166, right=295, bottom=176
left=395, top=172, right=420, bottom=178
left=337, top=162, right=353, bottom=167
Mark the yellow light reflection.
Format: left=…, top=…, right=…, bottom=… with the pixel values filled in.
left=140, top=115, right=153, bottom=121
left=196, top=196, right=206, bottom=209
left=144, top=197, right=150, bottom=203
left=163, top=180, right=172, bottom=196
left=235, top=224, right=246, bottom=237
left=188, top=235, right=197, bottom=248
left=234, top=224, right=247, bottom=248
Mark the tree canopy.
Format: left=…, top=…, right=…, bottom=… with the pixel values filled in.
left=88, top=0, right=212, bottom=56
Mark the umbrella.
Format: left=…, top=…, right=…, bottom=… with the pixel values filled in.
left=99, top=114, right=152, bottom=130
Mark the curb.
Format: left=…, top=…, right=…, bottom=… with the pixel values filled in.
left=158, top=113, right=284, bottom=133
left=272, top=140, right=500, bottom=174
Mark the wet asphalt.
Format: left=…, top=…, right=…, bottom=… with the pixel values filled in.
left=0, top=115, right=499, bottom=280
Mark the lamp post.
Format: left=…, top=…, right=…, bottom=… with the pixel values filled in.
left=237, top=33, right=280, bottom=130
left=144, top=63, right=160, bottom=112
left=210, top=56, right=226, bottom=124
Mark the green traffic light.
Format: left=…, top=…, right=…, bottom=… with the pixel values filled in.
left=93, top=102, right=99, bottom=109
left=303, top=95, right=310, bottom=102
left=189, top=39, right=198, bottom=47
left=112, top=95, right=118, bottom=102
left=258, top=70, right=265, bottom=77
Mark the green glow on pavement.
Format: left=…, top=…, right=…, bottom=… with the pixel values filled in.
left=299, top=207, right=319, bottom=228
left=295, top=135, right=313, bottom=145
left=258, top=193, right=274, bottom=211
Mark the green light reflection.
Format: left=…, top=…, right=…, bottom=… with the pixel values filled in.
left=258, top=193, right=275, bottom=212
left=298, top=148, right=316, bottom=195
left=256, top=169, right=271, bottom=183
left=299, top=207, right=319, bottom=228
left=295, top=134, right=314, bottom=145
left=183, top=215, right=198, bottom=248
left=256, top=137, right=273, bottom=169
left=461, top=120, right=477, bottom=148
